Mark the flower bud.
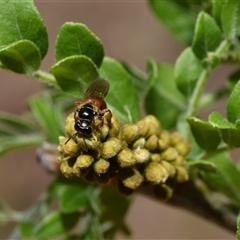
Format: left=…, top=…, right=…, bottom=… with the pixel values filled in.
left=119, top=168, right=143, bottom=190
left=144, top=162, right=169, bottom=185
left=65, top=113, right=75, bottom=137
left=150, top=153, right=161, bottom=163
left=161, top=160, right=176, bottom=177
left=133, top=148, right=150, bottom=164
left=158, top=130, right=170, bottom=151
left=175, top=142, right=191, bottom=156
left=153, top=184, right=174, bottom=201
left=145, top=134, right=159, bottom=152
left=144, top=115, right=161, bottom=136
left=161, top=147, right=178, bottom=161
left=100, top=137, right=122, bottom=159
left=75, top=154, right=93, bottom=169
left=136, top=119, right=150, bottom=137
left=170, top=132, right=183, bottom=145
left=117, top=148, right=135, bottom=168
left=132, top=137, right=146, bottom=149
left=58, top=136, right=78, bottom=159
left=100, top=124, right=109, bottom=141
left=93, top=158, right=110, bottom=174
left=60, top=160, right=75, bottom=178
left=175, top=166, right=189, bottom=183
left=122, top=124, right=139, bottom=143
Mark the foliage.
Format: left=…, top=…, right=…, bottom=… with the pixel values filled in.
left=1, top=0, right=240, bottom=238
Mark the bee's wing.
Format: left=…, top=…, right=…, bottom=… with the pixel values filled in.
left=85, top=78, right=110, bottom=99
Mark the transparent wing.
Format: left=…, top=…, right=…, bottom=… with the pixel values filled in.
left=85, top=78, right=110, bottom=99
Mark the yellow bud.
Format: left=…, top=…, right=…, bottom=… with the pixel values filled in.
left=153, top=184, right=173, bottom=201
left=172, top=155, right=186, bottom=166
left=132, top=137, right=146, bottom=149
left=119, top=168, right=143, bottom=189
left=58, top=136, right=79, bottom=159
left=133, top=148, right=150, bottom=164
left=175, top=142, right=191, bottom=156
left=122, top=124, right=139, bottom=143
left=161, top=160, right=176, bottom=177
left=100, top=124, right=109, bottom=141
left=170, top=132, right=183, bottom=145
left=144, top=115, right=161, bottom=136
left=150, top=153, right=161, bottom=163
left=109, top=113, right=121, bottom=138
left=161, top=147, right=178, bottom=161
left=175, top=166, right=189, bottom=183
left=144, top=162, right=169, bottom=185
left=117, top=180, right=134, bottom=195
left=100, top=137, right=122, bottom=159
left=75, top=154, right=93, bottom=169
left=158, top=130, right=170, bottom=151
left=60, top=161, right=74, bottom=178
left=65, top=113, right=75, bottom=137
left=145, top=134, right=159, bottom=152
left=136, top=119, right=150, bottom=137
left=93, top=158, right=110, bottom=174
left=117, top=148, right=135, bottom=168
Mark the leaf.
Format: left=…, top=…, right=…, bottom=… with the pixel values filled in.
left=33, top=211, right=80, bottom=239
left=0, top=40, right=41, bottom=75
left=227, top=80, right=240, bottom=123
left=100, top=185, right=132, bottom=239
left=237, top=212, right=240, bottom=240
left=60, top=185, right=90, bottom=213
left=200, top=153, right=240, bottom=208
left=212, top=0, right=227, bottom=27
left=99, top=57, right=141, bottom=123
left=187, top=117, right=221, bottom=151
left=227, top=69, right=240, bottom=90
left=174, top=47, right=203, bottom=98
left=0, top=134, right=44, bottom=158
left=0, top=0, right=48, bottom=59
left=50, top=55, right=99, bottom=97
left=20, top=222, right=35, bottom=238
left=55, top=22, right=104, bottom=67
left=149, top=0, right=196, bottom=44
left=192, top=12, right=222, bottom=60
left=188, top=160, right=218, bottom=173
left=0, top=112, right=37, bottom=133
left=145, top=60, right=185, bottom=129
left=209, top=111, right=240, bottom=147
left=29, top=96, right=65, bottom=143
left=221, top=0, right=240, bottom=40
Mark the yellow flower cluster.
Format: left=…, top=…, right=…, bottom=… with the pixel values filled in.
left=58, top=112, right=190, bottom=200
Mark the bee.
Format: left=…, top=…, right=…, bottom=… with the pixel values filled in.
left=66, top=78, right=111, bottom=145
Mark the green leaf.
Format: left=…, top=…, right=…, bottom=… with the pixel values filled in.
left=0, top=40, right=41, bottom=75
left=237, top=212, right=240, bottom=240
left=0, top=112, right=37, bottom=133
left=50, top=55, right=99, bottom=97
left=188, top=160, right=218, bottom=173
left=227, top=80, right=240, bottom=123
left=149, top=0, right=196, bottom=44
left=100, top=185, right=132, bottom=239
left=99, top=57, right=141, bottom=123
left=33, top=211, right=80, bottom=239
left=20, top=222, right=35, bottom=238
left=192, top=12, right=222, bottom=60
left=0, top=134, right=44, bottom=158
left=209, top=111, right=240, bottom=147
left=55, top=22, right=104, bottom=67
left=0, top=0, right=48, bottom=59
left=201, top=153, right=240, bottom=208
left=227, top=69, right=240, bottom=90
left=187, top=117, right=221, bottom=151
left=60, top=185, right=90, bottom=213
left=174, top=47, right=203, bottom=98
left=29, top=96, right=65, bottom=143
left=212, top=0, right=227, bottom=27
left=145, top=60, right=185, bottom=129
left=221, top=0, right=240, bottom=40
